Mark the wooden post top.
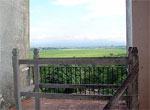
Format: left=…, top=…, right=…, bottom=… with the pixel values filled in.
left=128, top=47, right=138, bottom=54
left=131, top=47, right=138, bottom=55
left=12, top=48, right=19, bottom=56
left=33, top=48, right=39, bottom=59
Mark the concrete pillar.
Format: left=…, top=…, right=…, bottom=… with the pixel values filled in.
left=127, top=0, right=150, bottom=109
left=0, top=0, right=29, bottom=108
left=132, top=0, right=149, bottom=109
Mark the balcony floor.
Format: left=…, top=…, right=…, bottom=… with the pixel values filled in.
left=9, top=98, right=128, bottom=110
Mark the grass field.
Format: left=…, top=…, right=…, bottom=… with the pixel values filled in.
left=30, top=48, right=126, bottom=58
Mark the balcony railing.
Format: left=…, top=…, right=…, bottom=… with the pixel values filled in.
left=12, top=47, right=139, bottom=110
left=28, top=65, right=127, bottom=95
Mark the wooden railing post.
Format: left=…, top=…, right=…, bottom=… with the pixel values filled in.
left=33, top=48, right=40, bottom=110
left=12, top=48, right=22, bottom=110
left=127, top=47, right=139, bottom=109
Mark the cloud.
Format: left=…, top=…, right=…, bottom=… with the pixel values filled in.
left=82, top=0, right=126, bottom=21
left=52, top=0, right=88, bottom=6
left=30, top=9, right=41, bottom=14
left=51, top=0, right=126, bottom=21
left=31, top=27, right=126, bottom=42
left=71, top=32, right=126, bottom=41
left=30, top=4, right=44, bottom=14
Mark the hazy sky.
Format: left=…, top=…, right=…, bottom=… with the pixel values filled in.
left=30, top=0, right=126, bottom=46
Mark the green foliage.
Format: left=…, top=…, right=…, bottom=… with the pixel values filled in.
left=37, top=65, right=127, bottom=94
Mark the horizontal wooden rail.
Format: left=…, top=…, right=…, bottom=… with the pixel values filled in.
left=20, top=92, right=131, bottom=101
left=19, top=57, right=131, bottom=65
left=28, top=65, right=127, bottom=68
left=21, top=85, right=35, bottom=92
left=39, top=84, right=120, bottom=89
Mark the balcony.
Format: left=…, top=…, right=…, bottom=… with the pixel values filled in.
left=10, top=47, right=139, bottom=110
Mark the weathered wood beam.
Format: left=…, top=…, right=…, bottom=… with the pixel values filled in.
left=12, top=48, right=22, bottom=110
left=19, top=57, right=131, bottom=65
left=33, top=49, right=40, bottom=110
left=20, top=92, right=131, bottom=101
left=127, top=47, right=139, bottom=109
left=39, top=84, right=119, bottom=89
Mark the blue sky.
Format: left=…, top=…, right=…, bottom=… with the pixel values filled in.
left=30, top=0, right=126, bottom=47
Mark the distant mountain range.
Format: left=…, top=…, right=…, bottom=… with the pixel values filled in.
left=31, top=40, right=126, bottom=47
